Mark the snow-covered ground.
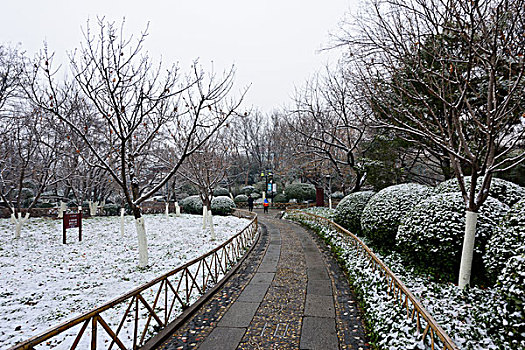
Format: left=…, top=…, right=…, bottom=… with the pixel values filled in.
left=0, top=213, right=249, bottom=348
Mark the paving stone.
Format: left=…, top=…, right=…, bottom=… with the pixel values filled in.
left=218, top=301, right=260, bottom=327
left=251, top=272, right=275, bottom=284
left=304, top=295, right=335, bottom=318
left=307, top=279, right=333, bottom=296
left=198, top=327, right=246, bottom=350
left=300, top=317, right=338, bottom=350
left=307, top=266, right=330, bottom=280
left=237, top=283, right=270, bottom=302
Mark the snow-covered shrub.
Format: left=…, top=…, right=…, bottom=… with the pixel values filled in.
left=211, top=196, right=236, bottom=215
left=435, top=176, right=525, bottom=207
left=284, top=183, right=316, bottom=202
left=331, top=191, right=344, bottom=199
left=103, top=204, right=119, bottom=216
left=234, top=194, right=248, bottom=203
left=334, top=191, right=375, bottom=234
left=497, top=248, right=525, bottom=348
left=361, top=183, right=432, bottom=250
left=273, top=193, right=287, bottom=203
left=180, top=195, right=203, bottom=214
left=397, top=192, right=508, bottom=282
left=484, top=199, right=525, bottom=282
left=213, top=187, right=230, bottom=197
left=251, top=192, right=261, bottom=199
left=241, top=185, right=256, bottom=195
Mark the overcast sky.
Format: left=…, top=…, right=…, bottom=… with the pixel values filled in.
left=1, top=0, right=360, bottom=113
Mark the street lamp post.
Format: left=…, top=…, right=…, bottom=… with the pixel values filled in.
left=261, top=170, right=274, bottom=205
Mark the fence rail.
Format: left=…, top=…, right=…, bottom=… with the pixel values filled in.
left=9, top=209, right=258, bottom=350
left=286, top=210, right=459, bottom=350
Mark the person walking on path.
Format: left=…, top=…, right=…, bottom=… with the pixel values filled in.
left=247, top=194, right=254, bottom=212
left=263, top=198, right=269, bottom=213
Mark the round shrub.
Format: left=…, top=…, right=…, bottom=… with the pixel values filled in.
left=251, top=192, right=261, bottom=200
left=397, top=193, right=509, bottom=282
left=284, top=183, right=316, bottom=202
left=36, top=202, right=54, bottom=208
left=497, top=249, right=525, bottom=348
left=331, top=191, right=344, bottom=199
left=234, top=194, right=248, bottom=203
left=213, top=187, right=230, bottom=197
left=273, top=193, right=287, bottom=203
left=361, top=183, right=433, bottom=249
left=434, top=176, right=525, bottom=207
left=211, top=196, right=236, bottom=215
left=484, top=199, right=525, bottom=282
left=241, top=185, right=256, bottom=195
left=334, top=191, right=375, bottom=234
left=180, top=195, right=203, bottom=214
left=103, top=204, right=119, bottom=216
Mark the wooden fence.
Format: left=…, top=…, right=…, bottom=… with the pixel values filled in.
left=286, top=210, right=459, bottom=350
left=9, top=209, right=258, bottom=350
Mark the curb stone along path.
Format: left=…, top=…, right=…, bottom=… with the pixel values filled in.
left=158, top=211, right=369, bottom=349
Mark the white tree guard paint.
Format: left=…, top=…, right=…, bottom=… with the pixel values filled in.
left=175, top=202, right=181, bottom=217
left=88, top=201, right=99, bottom=216
left=120, top=208, right=125, bottom=238
left=135, top=217, right=148, bottom=268
left=202, top=206, right=208, bottom=229
left=329, top=197, right=332, bottom=210
left=458, top=211, right=478, bottom=289
left=165, top=203, right=169, bottom=219
left=208, top=210, right=215, bottom=240
left=13, top=212, right=30, bottom=238
left=58, top=201, right=67, bottom=218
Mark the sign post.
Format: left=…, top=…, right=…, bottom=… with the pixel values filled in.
left=63, top=212, right=82, bottom=244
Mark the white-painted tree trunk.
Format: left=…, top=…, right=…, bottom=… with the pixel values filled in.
left=88, top=201, right=99, bottom=216
left=458, top=211, right=478, bottom=289
left=329, top=197, right=332, bottom=210
left=135, top=217, right=148, bottom=268
left=58, top=201, right=67, bottom=218
left=202, top=206, right=208, bottom=229
left=175, top=202, right=181, bottom=217
left=78, top=206, right=82, bottom=214
left=165, top=203, right=169, bottom=219
left=229, top=193, right=234, bottom=200
left=208, top=210, right=215, bottom=240
left=262, top=192, right=266, bottom=200
left=13, top=212, right=30, bottom=238
left=120, top=208, right=125, bottom=238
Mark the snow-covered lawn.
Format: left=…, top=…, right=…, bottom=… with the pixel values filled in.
left=0, top=213, right=249, bottom=348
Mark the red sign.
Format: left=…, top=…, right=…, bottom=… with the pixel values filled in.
left=63, top=212, right=82, bottom=244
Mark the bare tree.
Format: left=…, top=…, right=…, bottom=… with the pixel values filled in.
left=25, top=19, right=245, bottom=267
left=338, top=0, right=525, bottom=287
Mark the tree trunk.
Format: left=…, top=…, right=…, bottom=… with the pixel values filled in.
left=208, top=209, right=215, bottom=240
left=120, top=208, right=125, bottom=237
left=165, top=202, right=169, bottom=219
left=458, top=211, right=478, bottom=289
left=202, top=205, right=208, bottom=229
left=58, top=201, right=67, bottom=218
left=175, top=202, right=181, bottom=217
left=88, top=201, right=99, bottom=216
left=135, top=216, right=148, bottom=268
left=12, top=212, right=30, bottom=238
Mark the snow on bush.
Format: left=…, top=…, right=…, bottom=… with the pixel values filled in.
left=301, top=206, right=336, bottom=220
left=212, top=187, right=230, bottom=197
left=180, top=195, right=203, bottom=214
left=211, top=196, right=236, bottom=215
left=251, top=192, right=261, bottom=199
left=241, top=185, right=256, bottom=195
left=331, top=191, right=344, bottom=199
left=434, top=176, right=525, bottom=207
left=287, top=212, right=512, bottom=349
left=103, top=204, right=119, bottom=216
left=361, top=183, right=432, bottom=250
left=484, top=199, right=525, bottom=282
left=0, top=214, right=249, bottom=348
left=397, top=193, right=509, bottom=282
left=496, top=248, right=525, bottom=348
left=234, top=194, right=248, bottom=203
left=284, top=183, right=316, bottom=202
left=334, top=191, right=375, bottom=234
left=273, top=193, right=287, bottom=203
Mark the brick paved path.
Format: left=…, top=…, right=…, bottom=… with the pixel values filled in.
left=156, top=210, right=369, bottom=350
